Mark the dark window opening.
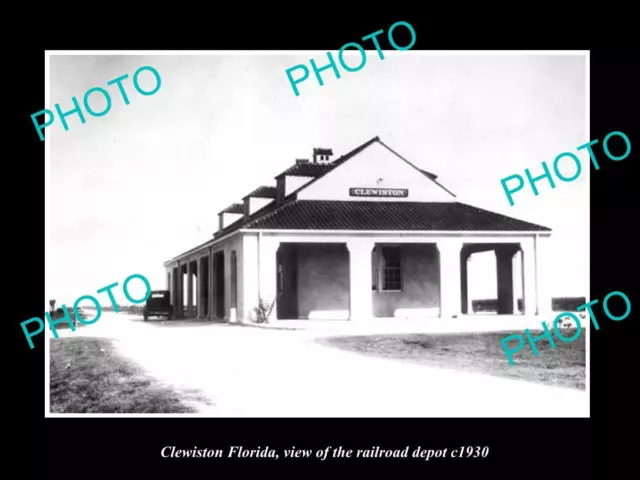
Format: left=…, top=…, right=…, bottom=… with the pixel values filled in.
left=381, top=246, right=402, bottom=291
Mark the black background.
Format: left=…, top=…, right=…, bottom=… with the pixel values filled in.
left=12, top=11, right=635, bottom=477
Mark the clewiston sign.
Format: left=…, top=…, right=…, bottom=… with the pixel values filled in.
left=349, top=188, right=409, bottom=198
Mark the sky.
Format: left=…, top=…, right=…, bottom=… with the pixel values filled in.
left=47, top=52, right=588, bottom=307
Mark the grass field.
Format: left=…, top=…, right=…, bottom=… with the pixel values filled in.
left=50, top=337, right=211, bottom=413
left=318, top=330, right=585, bottom=390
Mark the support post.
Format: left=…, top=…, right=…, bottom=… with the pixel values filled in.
left=208, top=249, right=214, bottom=320
left=460, top=249, right=470, bottom=314
left=535, top=235, right=553, bottom=317
left=438, top=239, right=463, bottom=318
left=176, top=264, right=183, bottom=319
left=242, top=235, right=259, bottom=322
left=521, top=237, right=538, bottom=316
left=512, top=250, right=521, bottom=314
left=187, top=261, right=194, bottom=318
left=196, top=258, right=204, bottom=319
left=259, top=237, right=280, bottom=322
left=346, top=239, right=374, bottom=321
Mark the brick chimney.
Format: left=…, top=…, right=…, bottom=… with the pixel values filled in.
left=312, top=148, right=333, bottom=164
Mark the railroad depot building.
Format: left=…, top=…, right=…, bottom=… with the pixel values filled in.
left=163, top=136, right=552, bottom=323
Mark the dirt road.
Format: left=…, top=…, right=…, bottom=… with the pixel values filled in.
left=50, top=312, right=589, bottom=417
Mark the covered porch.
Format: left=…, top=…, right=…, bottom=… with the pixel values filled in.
left=254, top=233, right=549, bottom=323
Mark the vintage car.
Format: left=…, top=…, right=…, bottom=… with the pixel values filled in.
left=143, top=290, right=173, bottom=321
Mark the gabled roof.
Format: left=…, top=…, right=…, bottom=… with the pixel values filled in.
left=243, top=186, right=277, bottom=199
left=331, top=136, right=380, bottom=168
left=212, top=137, right=382, bottom=239
left=280, top=136, right=455, bottom=201
left=166, top=136, right=551, bottom=264
left=273, top=136, right=383, bottom=180
left=209, top=135, right=550, bottom=240
left=241, top=200, right=551, bottom=232
left=215, top=198, right=279, bottom=239
left=213, top=136, right=458, bottom=239
left=219, top=203, right=244, bottom=214
left=275, top=163, right=334, bottom=178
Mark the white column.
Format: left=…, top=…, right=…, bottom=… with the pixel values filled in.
left=521, top=237, right=538, bottom=316
left=466, top=256, right=473, bottom=314
left=196, top=258, right=203, bottom=319
left=170, top=267, right=176, bottom=312
left=187, top=261, right=194, bottom=318
left=512, top=250, right=520, bottom=314
left=208, top=249, right=214, bottom=320
left=167, top=268, right=172, bottom=304
left=242, top=235, right=259, bottom=322
left=460, top=252, right=469, bottom=314
left=535, top=235, right=553, bottom=316
left=346, top=239, right=374, bottom=321
left=176, top=263, right=183, bottom=319
left=259, top=236, right=280, bottom=322
left=438, top=239, right=463, bottom=318
left=224, top=245, right=232, bottom=321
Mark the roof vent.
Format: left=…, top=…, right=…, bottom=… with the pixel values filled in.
left=296, top=158, right=309, bottom=164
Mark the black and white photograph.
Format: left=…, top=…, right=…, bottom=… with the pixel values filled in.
left=43, top=50, right=591, bottom=418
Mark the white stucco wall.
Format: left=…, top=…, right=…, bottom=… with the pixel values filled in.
left=296, top=141, right=454, bottom=202
left=247, top=197, right=273, bottom=216
left=241, top=234, right=259, bottom=321
left=373, top=244, right=441, bottom=318
left=297, top=243, right=350, bottom=320
left=293, top=243, right=441, bottom=319
left=285, top=175, right=315, bottom=196
left=221, top=212, right=242, bottom=229
left=219, top=236, right=243, bottom=321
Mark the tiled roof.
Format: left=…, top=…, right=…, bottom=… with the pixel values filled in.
left=220, top=203, right=244, bottom=214
left=169, top=136, right=544, bottom=264
left=275, top=163, right=335, bottom=178
left=274, top=136, right=383, bottom=179
left=241, top=200, right=551, bottom=232
left=214, top=200, right=277, bottom=239
left=244, top=186, right=277, bottom=199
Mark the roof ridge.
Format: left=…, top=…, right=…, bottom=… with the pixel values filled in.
left=242, top=185, right=278, bottom=199
left=281, top=136, right=381, bottom=200
left=331, top=135, right=380, bottom=165
left=275, top=161, right=335, bottom=179
left=220, top=202, right=244, bottom=214
left=376, top=140, right=456, bottom=198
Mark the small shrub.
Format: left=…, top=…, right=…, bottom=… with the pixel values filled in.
left=253, top=297, right=275, bottom=324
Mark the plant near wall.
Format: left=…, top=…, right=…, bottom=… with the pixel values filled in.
left=253, top=297, right=275, bottom=324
